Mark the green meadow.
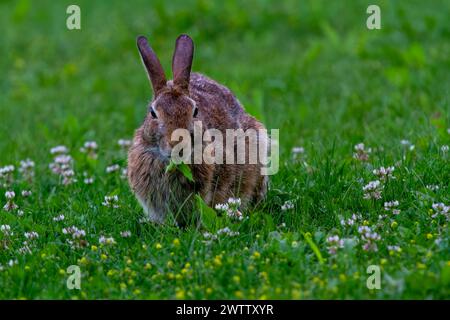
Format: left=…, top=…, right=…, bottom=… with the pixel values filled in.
left=0, top=0, right=449, bottom=299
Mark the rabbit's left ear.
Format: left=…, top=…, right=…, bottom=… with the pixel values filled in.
left=172, top=34, right=194, bottom=93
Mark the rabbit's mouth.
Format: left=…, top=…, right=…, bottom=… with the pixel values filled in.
left=145, top=146, right=171, bottom=162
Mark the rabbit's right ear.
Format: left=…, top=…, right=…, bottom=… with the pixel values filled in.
left=137, top=36, right=167, bottom=96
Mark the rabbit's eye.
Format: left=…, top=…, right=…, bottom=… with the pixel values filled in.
left=193, top=107, right=198, bottom=118
left=150, top=109, right=157, bottom=119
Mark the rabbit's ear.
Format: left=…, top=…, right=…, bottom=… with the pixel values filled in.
left=137, top=36, right=167, bottom=95
left=172, top=34, right=194, bottom=92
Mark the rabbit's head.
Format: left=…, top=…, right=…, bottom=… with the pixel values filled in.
left=137, top=35, right=198, bottom=158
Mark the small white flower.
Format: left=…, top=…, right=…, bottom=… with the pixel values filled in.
left=106, top=164, right=120, bottom=173
left=50, top=145, right=69, bottom=154
left=120, top=231, right=132, bottom=238
left=373, top=166, right=395, bottom=180
left=53, top=214, right=65, bottom=222
left=281, top=200, right=295, bottom=211
left=292, top=146, right=305, bottom=154
left=102, top=195, right=120, bottom=208
left=363, top=180, right=383, bottom=200
left=21, top=190, right=32, bottom=197
left=384, top=200, right=400, bottom=215
left=118, top=139, right=132, bottom=148
left=5, top=191, right=15, bottom=199
left=441, top=145, right=449, bottom=153
left=99, top=235, right=116, bottom=245
left=24, top=231, right=39, bottom=240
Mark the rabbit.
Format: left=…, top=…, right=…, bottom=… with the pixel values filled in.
left=127, top=34, right=268, bottom=225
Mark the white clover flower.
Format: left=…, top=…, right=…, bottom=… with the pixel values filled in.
left=84, top=177, right=94, bottom=184
left=431, top=203, right=449, bottom=219
left=363, top=180, right=383, bottom=200
left=215, top=203, right=229, bottom=211
left=106, top=164, right=120, bottom=173
left=353, top=143, right=371, bottom=161
left=387, top=245, right=401, bottom=252
left=50, top=145, right=69, bottom=154
left=99, top=236, right=116, bottom=245
left=53, top=214, right=65, bottom=222
left=120, top=231, right=132, bottom=238
left=5, top=191, right=15, bottom=199
left=0, top=165, right=15, bottom=175
left=281, top=200, right=295, bottom=211
left=400, top=139, right=415, bottom=151
left=24, top=231, right=39, bottom=240
left=227, top=198, right=241, bottom=207
left=384, top=200, right=400, bottom=215
left=1, top=225, right=12, bottom=236
left=21, top=190, right=32, bottom=197
left=373, top=166, right=395, bottom=181
left=441, top=145, right=449, bottom=153
left=118, top=139, right=132, bottom=148
left=426, top=185, right=440, bottom=191
left=62, top=226, right=86, bottom=239
left=326, top=235, right=344, bottom=254
left=19, top=159, right=35, bottom=180
left=291, top=147, right=305, bottom=160
left=102, top=195, right=120, bottom=208
left=8, top=259, right=18, bottom=267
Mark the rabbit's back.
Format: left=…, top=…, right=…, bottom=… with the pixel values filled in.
left=189, top=73, right=260, bottom=131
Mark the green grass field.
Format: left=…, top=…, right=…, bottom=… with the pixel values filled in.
left=0, top=0, right=449, bottom=299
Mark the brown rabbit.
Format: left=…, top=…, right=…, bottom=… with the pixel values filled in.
left=127, top=34, right=268, bottom=225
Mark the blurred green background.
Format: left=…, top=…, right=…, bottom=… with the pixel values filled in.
left=1, top=0, right=448, bottom=160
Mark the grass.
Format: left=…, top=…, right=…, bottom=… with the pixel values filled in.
left=0, top=0, right=449, bottom=299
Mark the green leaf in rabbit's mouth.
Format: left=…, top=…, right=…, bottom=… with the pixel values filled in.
left=165, top=159, right=194, bottom=182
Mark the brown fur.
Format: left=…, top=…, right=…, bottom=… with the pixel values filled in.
left=128, top=34, right=268, bottom=225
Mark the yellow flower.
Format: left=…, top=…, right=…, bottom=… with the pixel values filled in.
left=142, top=244, right=147, bottom=250
left=144, top=263, right=152, bottom=270
left=291, top=289, right=301, bottom=299
left=25, top=266, right=31, bottom=272
left=175, top=289, right=185, bottom=299
left=206, top=288, right=213, bottom=294
left=213, top=256, right=222, bottom=267
left=391, top=221, right=398, bottom=229
left=339, top=274, right=347, bottom=282
left=259, top=271, right=268, bottom=280
left=101, top=254, right=108, bottom=260
left=184, top=262, right=191, bottom=268
left=173, top=238, right=180, bottom=247
left=232, top=275, right=240, bottom=283
left=107, top=270, right=115, bottom=277
left=41, top=253, right=46, bottom=259
left=79, top=256, right=88, bottom=265
left=252, top=251, right=261, bottom=259
left=126, top=259, right=132, bottom=265
left=417, top=263, right=426, bottom=269
left=58, top=268, right=65, bottom=275
left=91, top=245, right=98, bottom=251
left=167, top=260, right=174, bottom=268
left=133, top=289, right=141, bottom=295
left=120, top=283, right=127, bottom=290
left=155, top=243, right=162, bottom=250
left=380, top=258, right=387, bottom=265
left=234, top=291, right=243, bottom=298
left=426, top=233, right=433, bottom=240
